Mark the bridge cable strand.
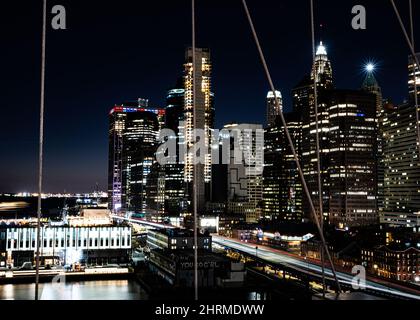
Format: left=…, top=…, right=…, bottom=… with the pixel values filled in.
left=241, top=0, right=342, bottom=293
left=310, top=0, right=326, bottom=297
left=35, top=0, right=47, bottom=301
left=409, top=0, right=420, bottom=157
left=390, top=0, right=420, bottom=156
left=192, top=0, right=199, bottom=301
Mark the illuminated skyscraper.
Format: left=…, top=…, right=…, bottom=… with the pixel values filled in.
left=408, top=53, right=420, bottom=102
left=381, top=103, right=420, bottom=227
left=297, top=42, right=378, bottom=227
left=166, top=78, right=185, bottom=135
left=263, top=124, right=281, bottom=219
left=311, top=41, right=333, bottom=88
left=327, top=90, right=377, bottom=228
left=224, top=123, right=264, bottom=223
left=266, top=90, right=283, bottom=126
left=108, top=101, right=164, bottom=214
left=163, top=80, right=187, bottom=215
left=183, top=47, right=214, bottom=213
left=300, top=41, right=334, bottom=223
left=362, top=67, right=382, bottom=114
left=362, top=67, right=384, bottom=221
left=380, top=54, right=420, bottom=228
left=264, top=112, right=302, bottom=222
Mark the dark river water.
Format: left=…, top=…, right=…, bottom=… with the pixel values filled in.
left=0, top=280, right=148, bottom=300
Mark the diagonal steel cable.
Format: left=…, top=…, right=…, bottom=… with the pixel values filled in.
left=35, top=0, right=47, bottom=301
left=241, top=0, right=342, bottom=293
left=390, top=0, right=420, bottom=156
left=192, top=0, right=199, bottom=301
left=408, top=0, right=420, bottom=156
left=310, top=0, right=326, bottom=298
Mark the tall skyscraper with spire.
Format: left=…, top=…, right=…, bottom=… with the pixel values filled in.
left=266, top=90, right=283, bottom=127
left=295, top=42, right=378, bottom=228
left=361, top=66, right=384, bottom=220
left=300, top=41, right=334, bottom=223
left=183, top=47, right=214, bottom=213
left=311, top=41, right=333, bottom=88
left=362, top=65, right=382, bottom=113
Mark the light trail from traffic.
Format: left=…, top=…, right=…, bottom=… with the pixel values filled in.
left=117, top=216, right=420, bottom=300
left=213, top=235, right=420, bottom=300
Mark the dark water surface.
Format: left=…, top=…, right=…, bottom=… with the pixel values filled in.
left=0, top=279, right=148, bottom=300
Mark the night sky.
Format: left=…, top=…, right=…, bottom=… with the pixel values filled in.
left=0, top=0, right=418, bottom=193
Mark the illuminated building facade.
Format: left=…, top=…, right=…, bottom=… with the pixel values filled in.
left=264, top=112, right=302, bottom=222
left=362, top=246, right=420, bottom=283
left=108, top=101, right=164, bottom=213
left=147, top=228, right=211, bottom=251
left=1, top=225, right=131, bottom=267
left=145, top=162, right=166, bottom=221
left=362, top=70, right=384, bottom=222
left=263, top=124, right=281, bottom=219
left=380, top=54, right=420, bottom=228
left=408, top=53, right=420, bottom=102
left=166, top=78, right=185, bottom=135
left=296, top=43, right=378, bottom=227
left=224, top=123, right=264, bottom=223
left=146, top=81, right=189, bottom=220
left=300, top=41, right=334, bottom=223
left=0, top=210, right=132, bottom=267
left=327, top=90, right=378, bottom=228
left=183, top=47, right=214, bottom=213
left=164, top=81, right=187, bottom=215
left=381, top=103, right=420, bottom=227
left=266, top=90, right=283, bottom=126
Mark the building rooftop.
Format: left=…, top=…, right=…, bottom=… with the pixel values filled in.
left=152, top=248, right=228, bottom=264
left=151, top=228, right=210, bottom=238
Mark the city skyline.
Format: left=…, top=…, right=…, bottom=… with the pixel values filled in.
left=0, top=0, right=419, bottom=303
left=1, top=0, right=419, bottom=193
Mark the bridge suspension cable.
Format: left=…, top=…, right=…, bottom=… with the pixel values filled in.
left=240, top=0, right=342, bottom=293
left=310, top=0, right=327, bottom=298
left=390, top=0, right=420, bottom=155
left=35, top=0, right=47, bottom=301
left=191, top=0, right=199, bottom=301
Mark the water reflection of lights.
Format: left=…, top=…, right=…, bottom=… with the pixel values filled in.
left=3, top=284, right=16, bottom=300
left=0, top=280, right=141, bottom=300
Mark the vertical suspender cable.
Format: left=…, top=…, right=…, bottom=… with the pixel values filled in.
left=310, top=0, right=326, bottom=297
left=35, top=0, right=47, bottom=301
left=241, top=0, right=342, bottom=293
left=390, top=0, right=420, bottom=154
left=192, top=0, right=199, bottom=301
left=409, top=0, right=420, bottom=157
